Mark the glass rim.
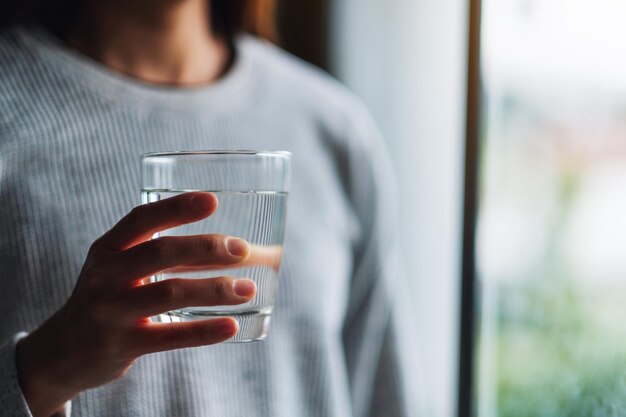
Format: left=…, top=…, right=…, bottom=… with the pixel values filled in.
left=142, top=150, right=291, bottom=159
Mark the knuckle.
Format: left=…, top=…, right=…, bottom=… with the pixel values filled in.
left=88, top=239, right=103, bottom=256
left=157, top=279, right=182, bottom=305
left=148, top=238, right=169, bottom=259
left=128, top=205, right=146, bottom=222
left=79, top=259, right=102, bottom=282
left=87, top=238, right=114, bottom=261
left=200, top=235, right=221, bottom=254
left=158, top=324, right=182, bottom=347
left=81, top=254, right=115, bottom=285
left=207, top=277, right=231, bottom=300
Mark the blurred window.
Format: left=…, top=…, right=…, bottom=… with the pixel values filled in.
left=475, top=0, right=626, bottom=416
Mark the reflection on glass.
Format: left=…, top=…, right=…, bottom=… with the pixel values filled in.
left=475, top=0, right=626, bottom=415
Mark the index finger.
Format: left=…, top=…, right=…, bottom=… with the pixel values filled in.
left=97, top=192, right=218, bottom=251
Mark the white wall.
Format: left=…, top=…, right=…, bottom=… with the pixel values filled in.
left=329, top=1, right=469, bottom=416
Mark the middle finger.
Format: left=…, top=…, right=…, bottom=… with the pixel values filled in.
left=115, top=234, right=250, bottom=281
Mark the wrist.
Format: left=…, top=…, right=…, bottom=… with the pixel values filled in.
left=16, top=322, right=78, bottom=416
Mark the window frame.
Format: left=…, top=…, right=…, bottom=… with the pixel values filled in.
left=458, top=0, right=482, bottom=415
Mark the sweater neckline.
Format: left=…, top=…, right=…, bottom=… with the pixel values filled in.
left=15, top=24, right=255, bottom=111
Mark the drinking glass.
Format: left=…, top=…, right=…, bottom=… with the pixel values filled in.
left=141, top=151, right=291, bottom=342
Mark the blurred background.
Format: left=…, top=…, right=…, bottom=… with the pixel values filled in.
left=476, top=0, right=626, bottom=416
left=278, top=1, right=466, bottom=416
left=278, top=0, right=626, bottom=416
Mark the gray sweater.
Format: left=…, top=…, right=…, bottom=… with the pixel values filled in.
left=0, top=24, right=418, bottom=417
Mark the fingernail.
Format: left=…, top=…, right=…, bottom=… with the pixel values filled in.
left=190, top=194, right=214, bottom=212
left=234, top=279, right=256, bottom=297
left=218, top=319, right=238, bottom=337
left=226, top=238, right=249, bottom=257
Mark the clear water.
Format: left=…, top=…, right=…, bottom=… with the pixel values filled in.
left=141, top=190, right=288, bottom=341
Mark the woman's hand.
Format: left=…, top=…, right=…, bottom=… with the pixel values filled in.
left=15, top=192, right=256, bottom=417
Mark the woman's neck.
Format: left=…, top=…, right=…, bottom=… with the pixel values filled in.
left=66, top=0, right=230, bottom=86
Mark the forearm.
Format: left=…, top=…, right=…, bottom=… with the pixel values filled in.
left=0, top=332, right=63, bottom=417
left=16, top=321, right=78, bottom=417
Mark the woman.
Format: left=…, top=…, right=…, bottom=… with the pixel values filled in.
left=0, top=0, right=417, bottom=416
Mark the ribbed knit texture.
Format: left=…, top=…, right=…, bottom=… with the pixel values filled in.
left=0, top=24, right=418, bottom=417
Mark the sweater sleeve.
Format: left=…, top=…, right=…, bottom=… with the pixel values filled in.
left=0, top=333, right=71, bottom=417
left=341, top=112, right=423, bottom=417
left=0, top=332, right=34, bottom=417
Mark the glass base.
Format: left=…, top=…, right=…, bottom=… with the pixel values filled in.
left=156, top=308, right=272, bottom=343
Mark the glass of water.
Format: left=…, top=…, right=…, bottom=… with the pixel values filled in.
left=141, top=151, right=291, bottom=342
